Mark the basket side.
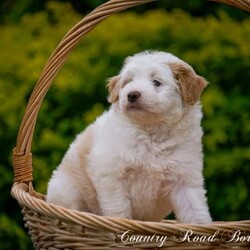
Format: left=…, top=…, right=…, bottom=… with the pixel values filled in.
left=11, top=183, right=250, bottom=249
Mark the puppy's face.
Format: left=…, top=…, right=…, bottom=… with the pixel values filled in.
left=107, top=51, right=207, bottom=124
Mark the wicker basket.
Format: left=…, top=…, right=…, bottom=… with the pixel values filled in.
left=11, top=0, right=250, bottom=249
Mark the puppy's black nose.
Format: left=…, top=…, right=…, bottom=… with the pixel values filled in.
left=127, top=91, right=141, bottom=103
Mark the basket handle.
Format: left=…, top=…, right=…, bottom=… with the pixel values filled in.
left=12, top=0, right=250, bottom=184
left=12, top=0, right=155, bottom=183
left=211, top=0, right=250, bottom=11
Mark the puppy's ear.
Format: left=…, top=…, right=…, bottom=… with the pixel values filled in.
left=169, top=63, right=208, bottom=105
left=106, top=76, right=120, bottom=103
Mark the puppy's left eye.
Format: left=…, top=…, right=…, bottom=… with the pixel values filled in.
left=153, top=80, right=162, bottom=87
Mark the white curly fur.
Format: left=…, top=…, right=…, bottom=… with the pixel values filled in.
left=46, top=51, right=212, bottom=224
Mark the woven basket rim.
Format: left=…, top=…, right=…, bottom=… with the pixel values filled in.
left=11, top=182, right=250, bottom=235
left=11, top=0, right=250, bottom=247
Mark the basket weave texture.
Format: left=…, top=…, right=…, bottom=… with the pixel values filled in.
left=11, top=0, right=250, bottom=249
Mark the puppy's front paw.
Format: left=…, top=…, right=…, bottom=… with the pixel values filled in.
left=171, top=186, right=212, bottom=224
left=191, top=215, right=212, bottom=224
left=177, top=213, right=212, bottom=224
left=102, top=209, right=132, bottom=220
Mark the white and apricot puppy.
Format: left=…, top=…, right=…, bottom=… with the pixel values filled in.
left=46, top=51, right=212, bottom=224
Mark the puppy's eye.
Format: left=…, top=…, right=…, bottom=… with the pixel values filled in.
left=153, top=80, right=162, bottom=87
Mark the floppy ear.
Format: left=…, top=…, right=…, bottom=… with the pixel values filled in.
left=169, top=63, right=208, bottom=105
left=106, top=76, right=120, bottom=103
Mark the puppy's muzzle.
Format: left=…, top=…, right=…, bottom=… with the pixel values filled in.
left=127, top=91, right=141, bottom=103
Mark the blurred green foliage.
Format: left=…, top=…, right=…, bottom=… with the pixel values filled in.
left=1, top=0, right=249, bottom=24
left=0, top=2, right=249, bottom=249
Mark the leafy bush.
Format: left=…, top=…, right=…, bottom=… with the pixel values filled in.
left=0, top=2, right=249, bottom=249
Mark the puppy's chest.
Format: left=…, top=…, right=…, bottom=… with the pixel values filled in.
left=120, top=134, right=175, bottom=169
left=92, top=124, right=179, bottom=175
left=119, top=143, right=173, bottom=186
left=120, top=165, right=166, bottom=196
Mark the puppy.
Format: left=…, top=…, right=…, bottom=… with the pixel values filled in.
left=46, top=51, right=212, bottom=224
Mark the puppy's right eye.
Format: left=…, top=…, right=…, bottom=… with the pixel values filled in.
left=153, top=80, right=162, bottom=87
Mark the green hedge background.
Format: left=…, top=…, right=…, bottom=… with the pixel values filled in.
left=0, top=1, right=249, bottom=249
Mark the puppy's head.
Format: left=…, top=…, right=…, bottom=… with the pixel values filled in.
left=107, top=51, right=207, bottom=124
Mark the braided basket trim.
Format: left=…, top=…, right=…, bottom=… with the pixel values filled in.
left=12, top=183, right=250, bottom=238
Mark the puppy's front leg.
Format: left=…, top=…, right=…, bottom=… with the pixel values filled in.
left=170, top=184, right=212, bottom=224
left=95, top=178, right=132, bottom=219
